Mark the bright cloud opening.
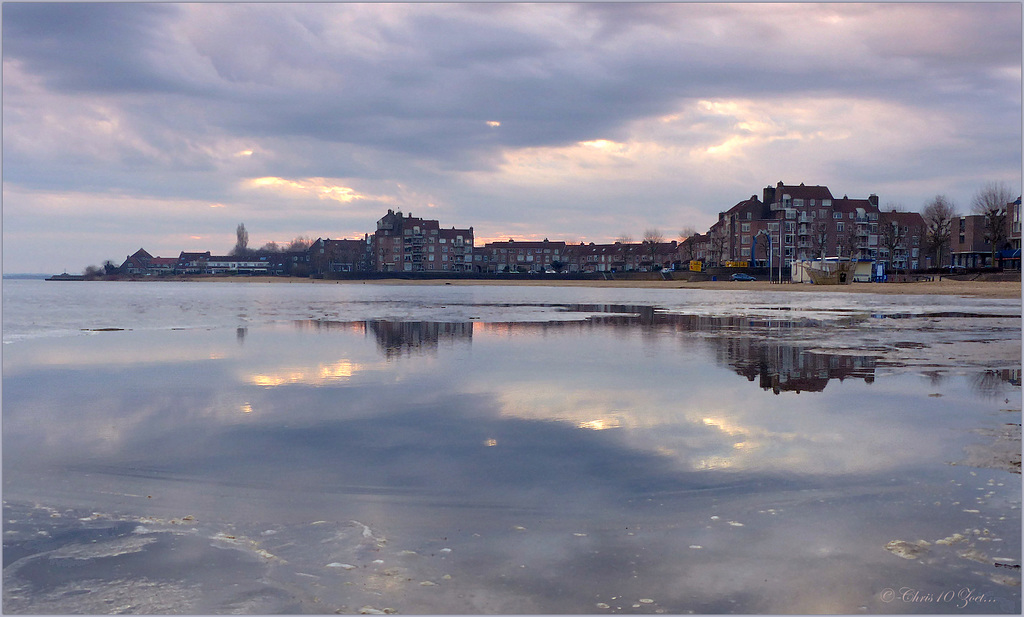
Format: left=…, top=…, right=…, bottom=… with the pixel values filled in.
left=247, top=177, right=382, bottom=203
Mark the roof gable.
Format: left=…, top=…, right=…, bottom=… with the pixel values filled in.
left=773, top=183, right=834, bottom=203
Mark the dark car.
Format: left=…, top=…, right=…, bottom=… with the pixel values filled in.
left=730, top=272, right=756, bottom=281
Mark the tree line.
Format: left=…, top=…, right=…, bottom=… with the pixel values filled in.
left=230, top=223, right=316, bottom=257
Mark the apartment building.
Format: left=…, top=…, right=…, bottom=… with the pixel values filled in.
left=559, top=241, right=680, bottom=273
left=478, top=239, right=567, bottom=273
left=438, top=226, right=475, bottom=272
left=877, top=210, right=926, bottom=270
left=1007, top=196, right=1021, bottom=270
left=950, top=195, right=1022, bottom=269
left=307, top=237, right=372, bottom=273
left=373, top=210, right=474, bottom=273
left=708, top=182, right=890, bottom=268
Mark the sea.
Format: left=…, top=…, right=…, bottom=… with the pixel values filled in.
left=2, top=279, right=1021, bottom=614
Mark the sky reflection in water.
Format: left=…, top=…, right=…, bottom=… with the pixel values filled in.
left=3, top=300, right=1021, bottom=614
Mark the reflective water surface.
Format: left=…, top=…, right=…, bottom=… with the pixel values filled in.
left=3, top=281, right=1021, bottom=614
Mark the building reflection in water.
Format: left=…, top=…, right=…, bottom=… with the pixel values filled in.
left=717, top=339, right=875, bottom=394
left=293, top=307, right=1020, bottom=395
left=295, top=319, right=473, bottom=359
left=367, top=320, right=473, bottom=359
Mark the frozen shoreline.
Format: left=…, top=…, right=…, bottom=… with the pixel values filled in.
left=128, top=275, right=1022, bottom=299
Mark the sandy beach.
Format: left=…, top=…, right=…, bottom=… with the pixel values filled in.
left=174, top=275, right=1022, bottom=300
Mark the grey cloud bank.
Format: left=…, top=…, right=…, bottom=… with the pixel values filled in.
left=2, top=2, right=1020, bottom=274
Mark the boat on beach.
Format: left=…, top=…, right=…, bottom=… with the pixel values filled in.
left=805, top=260, right=855, bottom=285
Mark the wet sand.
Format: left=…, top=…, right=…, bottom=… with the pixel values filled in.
left=176, top=276, right=1022, bottom=299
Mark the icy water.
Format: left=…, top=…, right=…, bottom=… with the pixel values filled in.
left=2, top=280, right=1021, bottom=614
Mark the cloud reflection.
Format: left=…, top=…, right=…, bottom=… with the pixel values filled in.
left=247, top=359, right=361, bottom=387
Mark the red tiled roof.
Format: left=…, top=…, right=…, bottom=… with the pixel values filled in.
left=774, top=184, right=834, bottom=202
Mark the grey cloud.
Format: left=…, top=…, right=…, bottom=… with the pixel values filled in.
left=2, top=3, right=189, bottom=94
left=2, top=3, right=1020, bottom=273
left=6, top=3, right=1019, bottom=167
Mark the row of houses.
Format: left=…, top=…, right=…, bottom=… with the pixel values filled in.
left=119, top=182, right=1022, bottom=277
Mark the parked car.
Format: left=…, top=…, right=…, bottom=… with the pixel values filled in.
left=730, top=272, right=756, bottom=281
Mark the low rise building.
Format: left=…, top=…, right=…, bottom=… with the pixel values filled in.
left=308, top=237, right=372, bottom=274
left=562, top=241, right=679, bottom=273
left=480, top=239, right=567, bottom=273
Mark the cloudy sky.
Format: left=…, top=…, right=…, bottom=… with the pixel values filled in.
left=3, top=2, right=1021, bottom=274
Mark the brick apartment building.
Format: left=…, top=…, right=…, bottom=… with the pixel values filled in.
left=563, top=241, right=679, bottom=273
left=309, top=237, right=372, bottom=274
left=373, top=210, right=474, bottom=273
left=951, top=195, right=1022, bottom=270
left=477, top=239, right=568, bottom=273
left=706, top=182, right=925, bottom=270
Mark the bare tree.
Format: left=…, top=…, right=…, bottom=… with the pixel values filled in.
left=82, top=264, right=105, bottom=280
left=615, top=233, right=634, bottom=245
left=675, top=227, right=698, bottom=264
left=258, top=241, right=282, bottom=254
left=809, top=222, right=829, bottom=260
left=971, top=181, right=1015, bottom=267
left=286, top=236, right=313, bottom=252
left=922, top=195, right=957, bottom=267
left=839, top=227, right=862, bottom=261
left=232, top=223, right=250, bottom=256
left=879, top=209, right=909, bottom=269
left=642, top=228, right=665, bottom=269
left=708, top=231, right=727, bottom=267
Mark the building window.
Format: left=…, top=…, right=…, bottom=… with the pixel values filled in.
left=741, top=235, right=751, bottom=245
left=794, top=199, right=804, bottom=207
left=741, top=223, right=750, bottom=232
left=785, top=234, right=794, bottom=244
left=833, top=212, right=842, bottom=219
left=837, top=222, right=845, bottom=232
left=746, top=212, right=752, bottom=220
left=768, top=222, right=779, bottom=231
